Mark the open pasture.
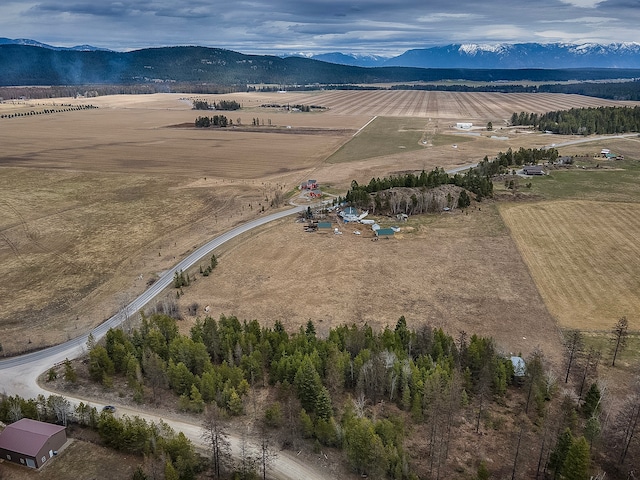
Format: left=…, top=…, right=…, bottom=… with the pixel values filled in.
left=0, top=98, right=350, bottom=182
left=500, top=200, right=640, bottom=331
left=177, top=204, right=562, bottom=360
left=1, top=89, right=637, bottom=355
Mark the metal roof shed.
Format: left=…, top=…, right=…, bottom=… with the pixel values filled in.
left=0, top=418, right=67, bottom=469
left=376, top=228, right=395, bottom=237
left=510, top=356, right=526, bottom=377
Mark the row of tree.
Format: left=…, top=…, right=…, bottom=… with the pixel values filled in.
left=0, top=104, right=98, bottom=118
left=194, top=115, right=231, bottom=128
left=192, top=100, right=241, bottom=111
left=0, top=393, right=201, bottom=479
left=354, top=186, right=470, bottom=215
left=511, top=106, right=640, bottom=135
left=390, top=80, right=640, bottom=101
left=473, top=147, right=560, bottom=178
left=344, top=166, right=493, bottom=212
left=0, top=85, right=243, bottom=101
left=259, top=103, right=326, bottom=112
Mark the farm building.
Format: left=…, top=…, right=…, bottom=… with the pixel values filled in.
left=300, top=179, right=318, bottom=190
left=339, top=206, right=357, bottom=217
left=0, top=418, right=67, bottom=469
left=317, top=221, right=332, bottom=232
left=375, top=228, right=395, bottom=238
left=511, top=356, right=526, bottom=376
left=510, top=356, right=526, bottom=380
left=456, top=122, right=473, bottom=129
left=523, top=165, right=545, bottom=175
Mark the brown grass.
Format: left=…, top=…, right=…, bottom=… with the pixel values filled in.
left=176, top=203, right=562, bottom=362
left=499, top=200, right=640, bottom=331
left=0, top=434, right=141, bottom=480
left=1, top=90, right=637, bottom=357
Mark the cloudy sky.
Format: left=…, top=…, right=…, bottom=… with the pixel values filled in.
left=2, top=0, right=640, bottom=56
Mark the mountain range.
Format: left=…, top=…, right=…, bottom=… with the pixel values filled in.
left=1, top=38, right=640, bottom=87
left=307, top=43, right=640, bottom=69
left=3, top=38, right=640, bottom=69
left=0, top=37, right=112, bottom=52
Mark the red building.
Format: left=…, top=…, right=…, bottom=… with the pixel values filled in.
left=0, top=418, right=67, bottom=469
left=301, top=179, right=318, bottom=190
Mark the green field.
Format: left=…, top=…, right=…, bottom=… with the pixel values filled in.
left=326, top=116, right=475, bottom=164
left=581, top=332, right=640, bottom=366
left=326, top=117, right=428, bottom=163
left=528, top=161, right=640, bottom=202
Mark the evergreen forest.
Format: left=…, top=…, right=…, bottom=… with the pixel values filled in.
left=2, top=312, right=638, bottom=479
left=510, top=106, right=640, bottom=135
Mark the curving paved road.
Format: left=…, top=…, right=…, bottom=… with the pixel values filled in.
left=0, top=203, right=339, bottom=480
left=0, top=162, right=478, bottom=477
left=0, top=205, right=306, bottom=373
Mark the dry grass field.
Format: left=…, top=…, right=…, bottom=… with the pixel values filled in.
left=1, top=90, right=639, bottom=359
left=176, top=203, right=562, bottom=361
left=500, top=200, right=640, bottom=331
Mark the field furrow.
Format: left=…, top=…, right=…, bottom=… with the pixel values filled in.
left=425, top=92, right=439, bottom=119
left=473, top=92, right=506, bottom=120
left=500, top=201, right=640, bottom=330
left=415, top=92, right=429, bottom=117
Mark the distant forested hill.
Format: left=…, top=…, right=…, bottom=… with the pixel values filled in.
left=2, top=44, right=640, bottom=88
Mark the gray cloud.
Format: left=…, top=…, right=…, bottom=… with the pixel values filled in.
left=2, top=0, right=639, bottom=54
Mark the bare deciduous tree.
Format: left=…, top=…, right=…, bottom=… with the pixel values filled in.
left=563, top=330, right=583, bottom=383
left=611, top=389, right=640, bottom=465
left=48, top=395, right=71, bottom=426
left=237, top=430, right=258, bottom=480
left=201, top=405, right=231, bottom=479
left=577, top=347, right=601, bottom=401
left=259, top=427, right=278, bottom=480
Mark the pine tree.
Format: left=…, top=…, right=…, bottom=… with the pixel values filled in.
left=549, top=428, right=573, bottom=479
left=582, top=383, right=601, bottom=418
left=314, top=386, right=333, bottom=422
left=189, top=384, right=205, bottom=413
left=64, top=358, right=77, bottom=383
left=228, top=388, right=244, bottom=416
left=294, top=357, right=322, bottom=414
left=562, top=436, right=590, bottom=480
left=132, top=465, right=147, bottom=480
left=164, top=460, right=179, bottom=480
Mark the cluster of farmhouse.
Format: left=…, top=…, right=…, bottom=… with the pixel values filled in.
left=300, top=179, right=322, bottom=198
left=304, top=205, right=401, bottom=239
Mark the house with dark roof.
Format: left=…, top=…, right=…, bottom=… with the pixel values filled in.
left=0, top=418, right=67, bottom=469
left=523, top=165, right=545, bottom=175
